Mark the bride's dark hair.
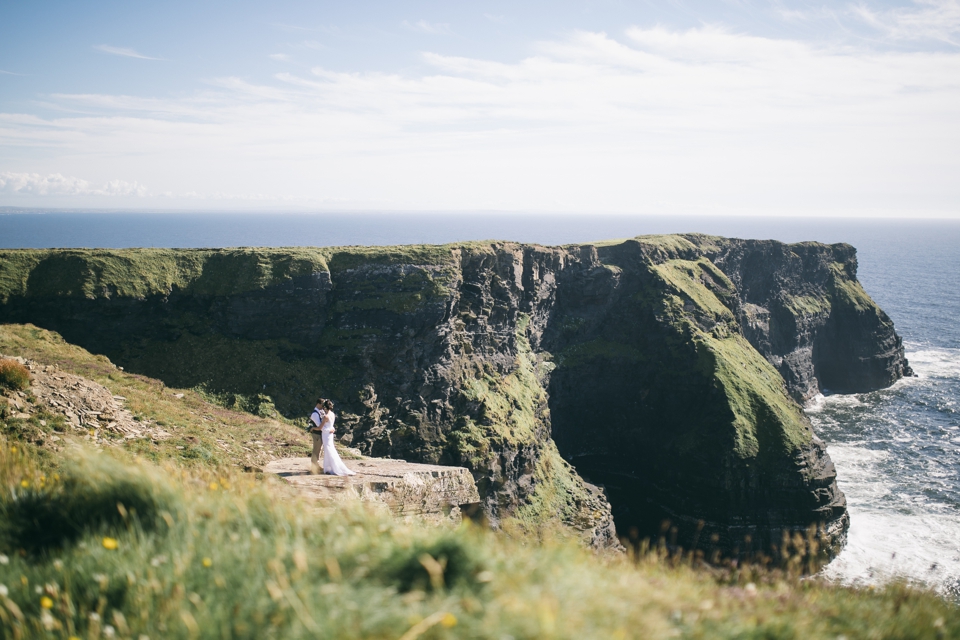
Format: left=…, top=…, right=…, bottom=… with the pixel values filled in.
left=323, top=399, right=334, bottom=410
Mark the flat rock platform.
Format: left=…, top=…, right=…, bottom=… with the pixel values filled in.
left=264, top=457, right=481, bottom=523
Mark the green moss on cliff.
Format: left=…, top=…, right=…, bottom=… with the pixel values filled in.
left=457, top=314, right=546, bottom=446
left=325, top=244, right=457, bottom=272
left=782, top=294, right=829, bottom=316
left=508, top=440, right=606, bottom=541
left=448, top=314, right=601, bottom=540
left=0, top=248, right=330, bottom=301
left=650, top=259, right=812, bottom=459
left=829, top=263, right=881, bottom=315
left=555, top=339, right=646, bottom=368
left=332, top=267, right=449, bottom=314
left=653, top=259, right=737, bottom=323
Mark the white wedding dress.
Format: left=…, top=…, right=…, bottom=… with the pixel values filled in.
left=321, top=412, right=356, bottom=476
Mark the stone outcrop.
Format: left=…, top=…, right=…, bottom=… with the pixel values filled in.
left=0, top=236, right=911, bottom=556
left=0, top=354, right=172, bottom=447
left=264, top=457, right=481, bottom=525
left=687, top=236, right=913, bottom=400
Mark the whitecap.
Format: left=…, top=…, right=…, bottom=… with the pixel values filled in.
left=906, top=347, right=960, bottom=379
left=822, top=507, right=960, bottom=597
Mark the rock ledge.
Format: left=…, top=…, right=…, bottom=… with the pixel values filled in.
left=264, top=457, right=481, bottom=525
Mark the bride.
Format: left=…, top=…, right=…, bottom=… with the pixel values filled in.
left=319, top=400, right=356, bottom=476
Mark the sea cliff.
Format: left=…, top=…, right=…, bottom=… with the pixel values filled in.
left=0, top=235, right=911, bottom=555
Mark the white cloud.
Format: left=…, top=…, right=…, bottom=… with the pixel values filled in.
left=401, top=20, right=453, bottom=35
left=0, top=172, right=147, bottom=197
left=93, top=45, right=164, bottom=61
left=269, top=53, right=292, bottom=62
left=852, top=0, right=960, bottom=45
left=2, top=21, right=959, bottom=214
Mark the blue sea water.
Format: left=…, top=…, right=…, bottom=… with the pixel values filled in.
left=2, top=210, right=959, bottom=593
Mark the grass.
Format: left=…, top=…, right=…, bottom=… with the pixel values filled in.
left=0, top=324, right=313, bottom=471
left=648, top=259, right=812, bottom=460
left=1, top=436, right=958, bottom=639
left=1, top=325, right=958, bottom=638
left=0, top=359, right=30, bottom=391
left=0, top=248, right=332, bottom=302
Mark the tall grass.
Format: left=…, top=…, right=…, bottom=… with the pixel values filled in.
left=1, top=438, right=958, bottom=639
left=0, top=359, right=30, bottom=391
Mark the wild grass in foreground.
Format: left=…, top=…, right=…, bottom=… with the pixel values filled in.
left=0, top=439, right=958, bottom=640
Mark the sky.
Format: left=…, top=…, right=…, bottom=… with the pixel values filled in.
left=1, top=0, right=959, bottom=216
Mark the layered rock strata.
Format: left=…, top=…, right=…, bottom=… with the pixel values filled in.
left=0, top=236, right=910, bottom=555
left=264, top=457, right=481, bottom=526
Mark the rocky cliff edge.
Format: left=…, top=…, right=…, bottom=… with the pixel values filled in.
left=0, top=235, right=911, bottom=556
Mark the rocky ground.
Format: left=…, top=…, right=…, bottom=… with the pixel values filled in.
left=0, top=354, right=172, bottom=450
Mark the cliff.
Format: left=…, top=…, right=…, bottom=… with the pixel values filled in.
left=0, top=235, right=911, bottom=555
left=264, top=457, right=481, bottom=526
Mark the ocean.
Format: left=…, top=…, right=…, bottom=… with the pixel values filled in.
left=2, top=210, right=959, bottom=594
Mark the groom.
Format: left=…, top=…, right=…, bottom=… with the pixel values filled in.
left=309, top=398, right=326, bottom=475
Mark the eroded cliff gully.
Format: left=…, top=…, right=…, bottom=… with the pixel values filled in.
left=0, top=235, right=911, bottom=556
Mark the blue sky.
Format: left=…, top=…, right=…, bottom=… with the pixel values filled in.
left=1, top=0, right=959, bottom=215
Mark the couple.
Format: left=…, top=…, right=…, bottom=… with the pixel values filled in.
left=309, top=398, right=356, bottom=476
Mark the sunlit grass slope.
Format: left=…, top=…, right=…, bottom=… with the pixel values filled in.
left=1, top=324, right=958, bottom=638
left=0, top=323, right=312, bottom=471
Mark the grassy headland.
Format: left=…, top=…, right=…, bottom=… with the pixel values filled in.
left=0, top=324, right=957, bottom=639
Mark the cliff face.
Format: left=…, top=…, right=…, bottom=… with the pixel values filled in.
left=689, top=236, right=912, bottom=400
left=0, top=236, right=910, bottom=555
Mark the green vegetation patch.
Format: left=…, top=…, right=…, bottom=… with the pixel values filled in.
left=507, top=440, right=603, bottom=541
left=332, top=266, right=451, bottom=315
left=457, top=314, right=546, bottom=447
left=325, top=244, right=459, bottom=272
left=1, top=428, right=958, bottom=639
left=695, top=333, right=812, bottom=459
left=781, top=294, right=829, bottom=316
left=649, top=259, right=812, bottom=460
left=651, top=259, right=737, bottom=324
left=0, top=358, right=30, bottom=391
left=0, top=324, right=313, bottom=469
left=555, top=339, right=646, bottom=368
left=0, top=451, right=176, bottom=555
left=0, top=248, right=330, bottom=301
left=114, top=331, right=351, bottom=418
left=829, top=262, right=885, bottom=316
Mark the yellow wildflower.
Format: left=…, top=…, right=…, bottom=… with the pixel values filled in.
left=20, top=479, right=29, bottom=488
left=102, top=537, right=119, bottom=550
left=202, top=557, right=213, bottom=568
left=441, top=613, right=457, bottom=628
left=208, top=482, right=219, bottom=491
left=40, top=596, right=53, bottom=609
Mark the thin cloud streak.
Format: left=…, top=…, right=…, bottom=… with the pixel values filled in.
left=93, top=45, right=165, bottom=60
left=851, top=0, right=960, bottom=46
left=402, top=19, right=453, bottom=35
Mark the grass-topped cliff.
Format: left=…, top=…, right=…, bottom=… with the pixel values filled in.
left=1, top=326, right=957, bottom=639
left=0, top=236, right=911, bottom=554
